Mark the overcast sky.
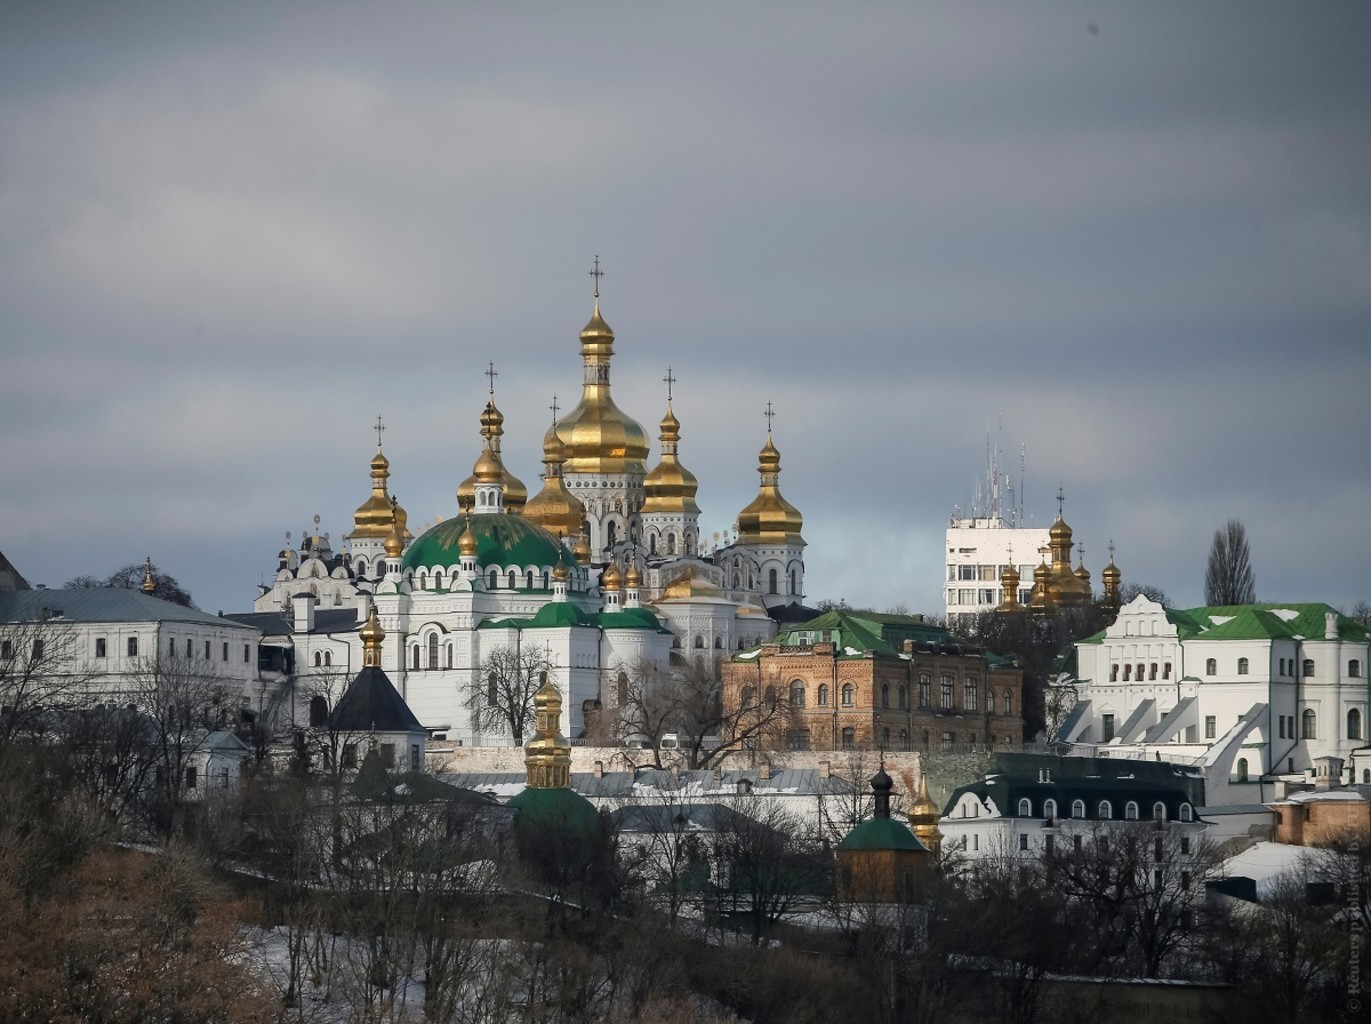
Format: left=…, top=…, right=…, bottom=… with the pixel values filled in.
left=2, top=2, right=1368, bottom=618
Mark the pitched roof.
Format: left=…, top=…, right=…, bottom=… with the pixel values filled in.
left=0, top=588, right=255, bottom=630
left=331, top=666, right=424, bottom=733
left=1082, top=602, right=1368, bottom=645
left=224, top=608, right=359, bottom=636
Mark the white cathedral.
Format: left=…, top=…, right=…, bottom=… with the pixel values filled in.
left=236, top=289, right=811, bottom=746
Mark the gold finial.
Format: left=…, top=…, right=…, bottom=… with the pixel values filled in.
left=141, top=556, right=155, bottom=593
left=360, top=603, right=385, bottom=668
left=374, top=414, right=385, bottom=448
left=588, top=255, right=604, bottom=299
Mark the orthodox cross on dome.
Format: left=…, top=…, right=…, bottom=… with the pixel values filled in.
left=1108, top=538, right=1116, bottom=561
left=549, top=395, right=560, bottom=423
left=485, top=361, right=498, bottom=395
left=1077, top=543, right=1085, bottom=563
left=588, top=256, right=604, bottom=298
left=374, top=415, right=385, bottom=448
left=764, top=400, right=775, bottom=433
left=1056, top=484, right=1065, bottom=518
left=663, top=367, right=676, bottom=403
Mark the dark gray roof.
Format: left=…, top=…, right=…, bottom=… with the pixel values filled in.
left=224, top=608, right=360, bottom=636
left=0, top=588, right=256, bottom=630
left=614, top=801, right=777, bottom=835
left=0, top=549, right=30, bottom=590
left=331, top=666, right=424, bottom=734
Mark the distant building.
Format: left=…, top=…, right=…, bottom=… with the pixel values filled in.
left=1269, top=756, right=1370, bottom=846
left=1054, top=597, right=1371, bottom=804
left=722, top=609, right=1024, bottom=753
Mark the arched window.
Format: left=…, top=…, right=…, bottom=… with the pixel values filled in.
left=357, top=559, right=368, bottom=577
left=313, top=651, right=322, bottom=667
left=446, top=644, right=453, bottom=669
left=790, top=569, right=797, bottom=594
left=507, top=570, right=516, bottom=588
left=435, top=570, right=444, bottom=590
left=411, top=646, right=420, bottom=670
left=768, top=568, right=778, bottom=595
left=309, top=695, right=328, bottom=727
left=377, top=560, right=387, bottom=576
left=1123, top=664, right=1132, bottom=681
left=1003, top=690, right=1013, bottom=716
left=418, top=572, right=427, bottom=589
left=790, top=681, right=806, bottom=707
left=1364, top=770, right=1369, bottom=784
left=1153, top=801, right=1167, bottom=822
left=1017, top=798, right=1031, bottom=817
left=324, top=651, right=332, bottom=666
left=1351, top=659, right=1362, bottom=678
left=1125, top=801, right=1139, bottom=821
left=1236, top=758, right=1248, bottom=782
left=1110, top=664, right=1118, bottom=681
left=741, top=686, right=756, bottom=707
left=1303, top=658, right=1315, bottom=677
left=1072, top=799, right=1085, bottom=819
left=694, top=635, right=705, bottom=649
left=488, top=570, right=498, bottom=588
left=1237, top=657, right=1249, bottom=675
left=1205, top=658, right=1216, bottom=676
left=1149, top=663, right=1157, bottom=680
left=1349, top=708, right=1363, bottom=741
left=817, top=683, right=829, bottom=707
left=898, top=685, right=908, bottom=709
left=900, top=728, right=909, bottom=750
left=672, top=635, right=682, bottom=649
left=714, top=636, right=723, bottom=649
left=428, top=633, right=439, bottom=669
left=649, top=535, right=657, bottom=555
left=881, top=683, right=890, bottom=709
left=1179, top=803, right=1193, bottom=822
left=764, top=685, right=777, bottom=708
left=1302, top=708, right=1316, bottom=739
left=1043, top=798, right=1057, bottom=820
left=1098, top=800, right=1113, bottom=819
left=666, top=533, right=676, bottom=555
left=841, top=683, right=855, bottom=707
left=526, top=571, right=534, bottom=588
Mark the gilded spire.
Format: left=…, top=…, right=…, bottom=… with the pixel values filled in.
left=360, top=604, right=385, bottom=668
left=523, top=412, right=587, bottom=539
left=523, top=676, right=572, bottom=789
left=141, top=556, right=156, bottom=594
left=909, top=773, right=943, bottom=857
left=350, top=419, right=405, bottom=540
left=458, top=375, right=526, bottom=512
left=642, top=368, right=701, bottom=516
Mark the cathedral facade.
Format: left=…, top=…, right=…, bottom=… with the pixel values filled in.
left=240, top=290, right=810, bottom=746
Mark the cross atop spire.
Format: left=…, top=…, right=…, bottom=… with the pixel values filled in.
left=1056, top=484, right=1065, bottom=518
left=485, top=361, right=498, bottom=395
left=588, top=255, right=604, bottom=299
left=1077, top=543, right=1085, bottom=564
left=764, top=400, right=775, bottom=433
left=663, top=366, right=676, bottom=404
left=1108, top=538, right=1116, bottom=561
left=374, top=415, right=385, bottom=448
left=549, top=394, right=560, bottom=423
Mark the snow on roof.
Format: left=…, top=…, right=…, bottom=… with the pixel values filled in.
left=1285, top=789, right=1367, bottom=803
left=735, top=649, right=761, bottom=660
left=1207, top=615, right=1234, bottom=626
left=1220, top=841, right=1319, bottom=898
left=1271, top=608, right=1299, bottom=621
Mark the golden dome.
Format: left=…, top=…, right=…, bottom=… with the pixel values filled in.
left=473, top=443, right=503, bottom=485
left=552, top=560, right=568, bottom=582
left=523, top=423, right=587, bottom=540
left=573, top=533, right=592, bottom=565
left=642, top=403, right=701, bottom=515
left=602, top=562, right=622, bottom=591
left=996, top=563, right=1023, bottom=613
left=624, top=560, right=641, bottom=588
left=351, top=445, right=401, bottom=539
left=737, top=433, right=805, bottom=546
left=523, top=676, right=572, bottom=789
left=555, top=301, right=651, bottom=475
left=658, top=566, right=725, bottom=600
left=458, top=521, right=478, bottom=557
left=908, top=774, right=943, bottom=855
left=360, top=604, right=385, bottom=667
left=458, top=400, right=527, bottom=512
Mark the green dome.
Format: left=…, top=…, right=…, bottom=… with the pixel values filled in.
left=402, top=513, right=565, bottom=572
left=838, top=817, right=928, bottom=852
left=531, top=602, right=591, bottom=627
left=508, top=786, right=601, bottom=840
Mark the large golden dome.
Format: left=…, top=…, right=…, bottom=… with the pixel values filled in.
left=555, top=302, right=650, bottom=475
left=642, top=404, right=701, bottom=514
left=523, top=422, right=586, bottom=540
left=737, top=433, right=805, bottom=546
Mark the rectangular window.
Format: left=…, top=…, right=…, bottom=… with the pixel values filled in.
left=1102, top=714, right=1115, bottom=742
left=342, top=743, right=357, bottom=769
left=1019, top=833, right=1029, bottom=851
left=958, top=588, right=975, bottom=604
left=941, top=731, right=954, bottom=751
left=940, top=675, right=954, bottom=709
left=979, top=589, right=995, bottom=605
left=0, top=639, right=10, bottom=660
left=410, top=744, right=421, bottom=771
left=919, top=674, right=931, bottom=707
left=1163, top=662, right=1172, bottom=679
left=1279, top=716, right=1286, bottom=739
left=222, top=642, right=229, bottom=661
left=1181, top=836, right=1191, bottom=855
left=979, top=565, right=998, bottom=581
left=127, top=636, right=138, bottom=657
left=244, top=643, right=251, bottom=663
left=185, top=767, right=198, bottom=789
left=204, top=640, right=211, bottom=659
left=964, top=679, right=978, bottom=711
left=95, top=637, right=106, bottom=658
left=217, top=766, right=230, bottom=788
left=380, top=743, right=396, bottom=768
left=1073, top=834, right=1082, bottom=852
left=1154, top=836, right=1164, bottom=861
left=186, top=638, right=193, bottom=658
left=841, top=728, right=855, bottom=751
left=1204, top=716, right=1216, bottom=739
left=959, top=565, right=976, bottom=580
left=1045, top=834, right=1054, bottom=853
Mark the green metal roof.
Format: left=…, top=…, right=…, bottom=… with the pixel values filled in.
left=402, top=513, right=564, bottom=572
left=596, top=607, right=669, bottom=632
left=1080, top=602, right=1368, bottom=645
left=507, top=786, right=601, bottom=839
left=837, top=816, right=928, bottom=852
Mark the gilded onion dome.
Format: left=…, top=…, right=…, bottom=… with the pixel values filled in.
left=602, top=561, right=623, bottom=591
left=350, top=446, right=406, bottom=539
left=458, top=398, right=528, bottom=512
left=384, top=498, right=406, bottom=558
left=523, top=677, right=572, bottom=789
left=642, top=403, right=701, bottom=515
left=996, top=562, right=1023, bottom=613
left=624, top=559, right=641, bottom=589
left=572, top=533, right=592, bottom=565
left=359, top=604, right=385, bottom=668
left=737, top=433, right=805, bottom=546
left=523, top=421, right=586, bottom=539
left=1045, top=503, right=1091, bottom=606
left=1101, top=542, right=1123, bottom=605
left=458, top=520, right=478, bottom=558
left=555, top=301, right=650, bottom=475
left=908, top=773, right=943, bottom=856
left=1029, top=558, right=1052, bottom=614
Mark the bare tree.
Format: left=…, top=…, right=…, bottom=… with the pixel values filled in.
left=606, top=657, right=676, bottom=766
left=1204, top=519, right=1256, bottom=606
left=671, top=658, right=795, bottom=771
left=0, top=617, right=95, bottom=751
left=1118, top=581, right=1171, bottom=606
left=464, top=644, right=553, bottom=745
left=65, top=560, right=197, bottom=608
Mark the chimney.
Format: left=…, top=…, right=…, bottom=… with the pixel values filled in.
left=292, top=592, right=316, bottom=633
left=819, top=760, right=831, bottom=779
left=1314, top=756, right=1345, bottom=791
left=759, top=759, right=771, bottom=781
left=1326, top=611, right=1339, bottom=641
left=593, top=760, right=604, bottom=779
left=902, top=639, right=914, bottom=655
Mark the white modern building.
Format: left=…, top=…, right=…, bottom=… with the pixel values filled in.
left=945, top=517, right=1049, bottom=626
left=1054, top=596, right=1371, bottom=804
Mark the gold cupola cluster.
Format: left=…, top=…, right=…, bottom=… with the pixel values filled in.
left=523, top=419, right=587, bottom=541
left=554, top=301, right=650, bottom=475
left=351, top=444, right=409, bottom=540
left=642, top=403, right=701, bottom=515
left=523, top=676, right=572, bottom=789
left=998, top=492, right=1123, bottom=617
left=737, top=432, right=805, bottom=546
